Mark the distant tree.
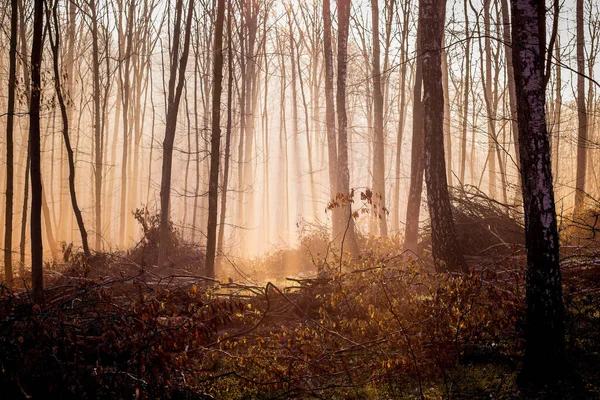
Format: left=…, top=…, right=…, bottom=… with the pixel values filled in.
left=420, top=0, right=467, bottom=272
left=205, top=0, right=226, bottom=279
left=510, top=0, right=568, bottom=387
left=30, top=0, right=44, bottom=298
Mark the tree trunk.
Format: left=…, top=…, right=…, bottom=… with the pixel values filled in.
left=459, top=0, right=470, bottom=185
left=574, top=0, right=587, bottom=213
left=120, top=0, right=135, bottom=247
left=336, top=0, right=359, bottom=256
left=30, top=0, right=44, bottom=298
left=217, top=0, right=234, bottom=266
left=421, top=0, right=467, bottom=273
left=392, top=0, right=411, bottom=233
left=4, top=0, right=18, bottom=285
left=510, top=0, right=567, bottom=387
left=500, top=0, right=520, bottom=173
left=88, top=0, right=104, bottom=251
left=289, top=13, right=304, bottom=228
left=323, top=0, right=341, bottom=240
left=47, top=1, right=91, bottom=258
left=441, top=32, right=452, bottom=187
left=553, top=36, right=562, bottom=185
left=404, top=18, right=424, bottom=255
left=205, top=0, right=226, bottom=279
left=371, top=0, right=388, bottom=237
left=158, top=0, right=195, bottom=269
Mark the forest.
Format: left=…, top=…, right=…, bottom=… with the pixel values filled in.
left=0, top=0, right=600, bottom=397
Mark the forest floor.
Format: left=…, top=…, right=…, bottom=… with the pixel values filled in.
left=1, top=198, right=600, bottom=399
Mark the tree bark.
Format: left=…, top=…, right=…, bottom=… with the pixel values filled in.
left=205, top=0, right=226, bottom=279
left=392, top=0, right=411, bottom=232
left=158, top=0, right=194, bottom=269
left=421, top=0, right=467, bottom=272
left=217, top=0, right=234, bottom=266
left=459, top=0, right=470, bottom=185
left=336, top=0, right=359, bottom=256
left=371, top=0, right=388, bottom=237
left=48, top=0, right=91, bottom=258
left=500, top=0, right=521, bottom=173
left=510, top=0, right=567, bottom=387
left=4, top=0, right=18, bottom=285
left=552, top=35, right=562, bottom=185
left=90, top=0, right=103, bottom=251
left=323, top=0, right=341, bottom=240
left=404, top=17, right=424, bottom=255
left=30, top=0, right=44, bottom=298
left=574, top=0, right=588, bottom=213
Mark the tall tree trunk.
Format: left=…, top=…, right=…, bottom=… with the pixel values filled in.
left=500, top=0, right=520, bottom=173
left=323, top=0, right=341, bottom=240
left=4, top=0, right=18, bottom=285
left=553, top=36, right=562, bottom=185
left=289, top=14, right=304, bottom=228
left=441, top=32, right=452, bottom=187
left=91, top=0, right=103, bottom=250
left=392, top=0, right=411, bottom=232
left=120, top=0, right=135, bottom=247
left=30, top=0, right=44, bottom=298
left=217, top=0, right=234, bottom=266
left=277, top=33, right=290, bottom=243
left=241, top=3, right=259, bottom=255
left=262, top=15, right=271, bottom=246
left=371, top=0, right=388, bottom=237
left=459, top=0, right=470, bottom=185
left=404, top=19, right=424, bottom=254
left=48, top=0, right=91, bottom=258
left=510, top=0, right=567, bottom=387
left=19, top=144, right=30, bottom=277
left=158, top=0, right=194, bottom=269
left=421, top=0, right=467, bottom=272
left=574, top=0, right=588, bottom=213
left=336, top=0, right=359, bottom=256
left=482, top=0, right=497, bottom=199
left=205, top=0, right=226, bottom=279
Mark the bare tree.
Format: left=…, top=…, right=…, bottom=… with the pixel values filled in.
left=371, top=0, right=387, bottom=237
left=575, top=0, right=588, bottom=212
left=90, top=0, right=104, bottom=251
left=404, top=16, right=424, bottom=254
left=30, top=0, right=44, bottom=298
left=323, top=0, right=341, bottom=240
left=217, top=0, right=234, bottom=265
left=158, top=0, right=195, bottom=269
left=205, top=0, right=226, bottom=278
left=391, top=0, right=411, bottom=233
left=337, top=0, right=359, bottom=256
left=47, top=0, right=91, bottom=258
left=4, top=0, right=18, bottom=285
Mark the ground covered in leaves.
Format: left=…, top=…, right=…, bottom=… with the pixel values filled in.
left=1, top=201, right=600, bottom=399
